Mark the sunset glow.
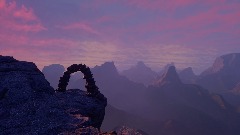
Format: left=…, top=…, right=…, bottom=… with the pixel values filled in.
left=0, top=0, right=240, bottom=73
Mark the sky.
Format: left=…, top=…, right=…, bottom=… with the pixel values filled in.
left=0, top=0, right=240, bottom=74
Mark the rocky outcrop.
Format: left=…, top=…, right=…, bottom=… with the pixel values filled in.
left=57, top=64, right=107, bottom=129
left=57, top=64, right=103, bottom=97
left=0, top=55, right=107, bottom=134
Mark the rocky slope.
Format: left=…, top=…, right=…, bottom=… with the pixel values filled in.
left=0, top=55, right=107, bottom=134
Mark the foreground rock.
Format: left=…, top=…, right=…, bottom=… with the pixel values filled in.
left=0, top=55, right=107, bottom=134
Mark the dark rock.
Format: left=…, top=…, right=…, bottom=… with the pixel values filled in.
left=0, top=56, right=107, bottom=134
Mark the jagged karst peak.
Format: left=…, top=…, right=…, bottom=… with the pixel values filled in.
left=159, top=62, right=175, bottom=75
left=203, top=53, right=240, bottom=74
left=136, top=61, right=146, bottom=67
left=94, top=61, right=119, bottom=75
left=120, top=61, right=157, bottom=86
left=179, top=67, right=196, bottom=78
left=178, top=67, right=197, bottom=84
left=42, top=64, right=65, bottom=73
left=156, top=65, right=182, bottom=86
left=180, top=67, right=195, bottom=76
left=164, top=62, right=175, bottom=69
left=135, top=61, right=154, bottom=71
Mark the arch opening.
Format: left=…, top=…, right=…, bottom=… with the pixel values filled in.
left=57, top=64, right=100, bottom=96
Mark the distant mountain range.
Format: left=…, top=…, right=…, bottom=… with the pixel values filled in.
left=197, top=53, right=240, bottom=92
left=121, top=61, right=158, bottom=86
left=42, top=53, right=240, bottom=135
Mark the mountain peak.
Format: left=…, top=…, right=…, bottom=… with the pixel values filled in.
left=179, top=67, right=197, bottom=84
left=42, top=64, right=65, bottom=73
left=136, top=61, right=146, bottom=67
left=155, top=66, right=182, bottom=86
left=93, top=61, right=119, bottom=75
left=120, top=61, right=157, bottom=86
left=179, top=67, right=196, bottom=77
left=204, top=53, right=240, bottom=74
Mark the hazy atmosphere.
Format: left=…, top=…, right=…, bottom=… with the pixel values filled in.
left=1, top=0, right=240, bottom=73
left=1, top=0, right=240, bottom=135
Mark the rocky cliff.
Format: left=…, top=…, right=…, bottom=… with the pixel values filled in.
left=0, top=55, right=107, bottom=134
left=197, top=53, right=240, bottom=92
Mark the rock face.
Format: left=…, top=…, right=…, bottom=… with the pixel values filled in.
left=0, top=56, right=107, bottom=134
left=121, top=61, right=157, bottom=86
left=197, top=53, right=240, bottom=92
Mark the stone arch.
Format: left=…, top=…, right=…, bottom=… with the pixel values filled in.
left=57, top=64, right=100, bottom=96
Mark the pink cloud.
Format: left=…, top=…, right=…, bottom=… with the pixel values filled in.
left=121, top=0, right=228, bottom=11
left=124, top=0, right=240, bottom=45
left=13, top=5, right=38, bottom=21
left=0, top=0, right=46, bottom=32
left=56, top=22, right=100, bottom=35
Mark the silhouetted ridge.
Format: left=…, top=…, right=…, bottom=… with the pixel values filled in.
left=180, top=67, right=195, bottom=77
left=179, top=67, right=197, bottom=84
left=121, top=61, right=157, bottom=86
left=94, top=62, right=119, bottom=76
left=197, top=53, right=240, bottom=92
left=158, top=62, right=175, bottom=75
left=202, top=53, right=240, bottom=75
left=156, top=66, right=182, bottom=86
left=136, top=61, right=146, bottom=67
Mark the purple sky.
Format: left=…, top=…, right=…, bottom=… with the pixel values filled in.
left=0, top=0, right=240, bottom=74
